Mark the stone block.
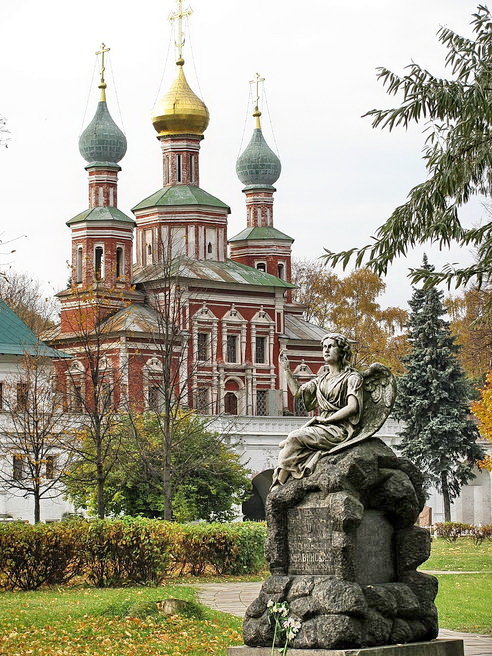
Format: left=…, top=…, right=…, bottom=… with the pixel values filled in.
left=312, top=579, right=367, bottom=617
left=288, top=576, right=315, bottom=600
left=400, top=571, right=438, bottom=604
left=384, top=583, right=420, bottom=618
left=261, top=575, right=291, bottom=596
left=363, top=585, right=398, bottom=617
left=370, top=469, right=420, bottom=528
left=355, top=511, right=395, bottom=584
left=395, top=526, right=432, bottom=572
left=315, top=614, right=363, bottom=649
left=362, top=609, right=393, bottom=646
left=228, top=639, right=464, bottom=655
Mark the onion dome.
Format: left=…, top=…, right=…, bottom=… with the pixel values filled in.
left=151, top=59, right=210, bottom=137
left=79, top=93, right=127, bottom=166
left=236, top=111, right=281, bottom=188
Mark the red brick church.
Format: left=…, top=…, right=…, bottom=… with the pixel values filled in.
left=46, top=27, right=326, bottom=417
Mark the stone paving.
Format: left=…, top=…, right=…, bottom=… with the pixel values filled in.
left=196, top=582, right=492, bottom=656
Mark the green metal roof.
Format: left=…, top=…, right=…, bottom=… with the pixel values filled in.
left=228, top=226, right=294, bottom=243
left=0, top=300, right=69, bottom=358
left=132, top=185, right=230, bottom=212
left=133, top=257, right=295, bottom=288
left=66, top=206, right=135, bottom=226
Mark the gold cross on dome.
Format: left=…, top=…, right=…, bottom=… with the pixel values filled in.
left=250, top=73, right=265, bottom=111
left=96, top=43, right=110, bottom=87
left=169, top=0, right=193, bottom=62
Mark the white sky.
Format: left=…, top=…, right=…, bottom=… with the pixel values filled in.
left=0, top=0, right=485, bottom=309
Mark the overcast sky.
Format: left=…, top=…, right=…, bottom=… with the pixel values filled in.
left=0, top=0, right=484, bottom=309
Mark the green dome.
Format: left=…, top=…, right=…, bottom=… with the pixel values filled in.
left=79, top=100, right=127, bottom=165
left=236, top=128, right=281, bottom=187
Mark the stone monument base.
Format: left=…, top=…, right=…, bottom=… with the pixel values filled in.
left=227, top=639, right=464, bottom=656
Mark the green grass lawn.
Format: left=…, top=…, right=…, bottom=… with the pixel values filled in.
left=436, top=574, right=492, bottom=635
left=0, top=539, right=491, bottom=655
left=0, top=585, right=242, bottom=656
left=422, top=537, right=492, bottom=572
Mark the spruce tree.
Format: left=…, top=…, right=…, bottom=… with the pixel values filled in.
left=393, top=257, right=484, bottom=521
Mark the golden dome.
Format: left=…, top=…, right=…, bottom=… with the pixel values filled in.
left=151, top=60, right=210, bottom=136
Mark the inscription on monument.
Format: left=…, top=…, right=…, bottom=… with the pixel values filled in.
left=287, top=506, right=334, bottom=575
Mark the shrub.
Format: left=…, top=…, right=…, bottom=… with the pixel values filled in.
left=0, top=518, right=266, bottom=589
left=174, top=522, right=267, bottom=576
left=471, top=524, right=492, bottom=545
left=83, top=517, right=172, bottom=587
left=435, top=522, right=474, bottom=542
left=0, top=520, right=84, bottom=591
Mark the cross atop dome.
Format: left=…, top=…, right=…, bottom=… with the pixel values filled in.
left=169, top=0, right=192, bottom=65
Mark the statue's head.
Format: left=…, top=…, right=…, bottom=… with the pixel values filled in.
left=321, top=333, right=353, bottom=369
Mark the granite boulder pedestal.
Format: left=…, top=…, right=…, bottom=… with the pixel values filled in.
left=228, top=438, right=464, bottom=656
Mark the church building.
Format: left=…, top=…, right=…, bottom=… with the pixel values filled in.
left=45, top=16, right=326, bottom=417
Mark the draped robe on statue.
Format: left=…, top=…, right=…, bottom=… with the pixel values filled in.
left=276, top=369, right=364, bottom=480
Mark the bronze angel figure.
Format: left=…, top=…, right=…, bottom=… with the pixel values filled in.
left=271, top=333, right=396, bottom=487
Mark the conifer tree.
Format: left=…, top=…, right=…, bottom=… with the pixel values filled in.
left=393, top=257, right=484, bottom=521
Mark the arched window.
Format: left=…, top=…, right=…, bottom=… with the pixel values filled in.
left=207, top=242, right=213, bottom=254
left=277, top=263, right=285, bottom=279
left=75, top=246, right=83, bottom=283
left=94, top=246, right=104, bottom=280
left=116, top=247, right=124, bottom=278
left=224, top=392, right=238, bottom=415
left=256, top=262, right=266, bottom=272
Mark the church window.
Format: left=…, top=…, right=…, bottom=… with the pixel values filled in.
left=95, top=246, right=104, bottom=280
left=256, top=262, right=266, bottom=272
left=45, top=455, right=56, bottom=480
left=0, top=382, right=3, bottom=410
left=148, top=385, right=161, bottom=411
left=277, top=262, right=285, bottom=280
left=71, top=384, right=83, bottom=412
left=116, top=247, right=124, bottom=278
left=256, top=390, right=267, bottom=416
left=207, top=242, right=213, bottom=254
left=16, top=383, right=28, bottom=410
left=224, top=392, right=238, bottom=415
left=196, top=387, right=209, bottom=413
left=76, top=246, right=83, bottom=283
left=190, top=154, right=195, bottom=183
left=13, top=455, right=25, bottom=480
left=255, top=336, right=266, bottom=363
left=164, top=155, right=170, bottom=185
left=177, top=154, right=182, bottom=182
left=197, top=332, right=208, bottom=361
left=226, top=335, right=238, bottom=363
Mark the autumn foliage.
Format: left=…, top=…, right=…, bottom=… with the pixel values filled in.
left=471, top=372, right=492, bottom=471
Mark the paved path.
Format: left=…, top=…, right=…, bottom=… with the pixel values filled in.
left=196, top=582, right=492, bottom=656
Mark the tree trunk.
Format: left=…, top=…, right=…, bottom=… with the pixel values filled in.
left=34, top=488, right=41, bottom=524
left=440, top=471, right=452, bottom=522
left=162, top=416, right=173, bottom=521
left=96, top=460, right=105, bottom=519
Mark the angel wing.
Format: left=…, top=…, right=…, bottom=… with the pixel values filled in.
left=328, top=362, right=396, bottom=454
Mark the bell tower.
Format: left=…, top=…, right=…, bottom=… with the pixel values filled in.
left=229, top=75, right=294, bottom=291
left=58, top=44, right=140, bottom=334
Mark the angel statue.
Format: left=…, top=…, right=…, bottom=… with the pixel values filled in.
left=271, top=333, right=396, bottom=487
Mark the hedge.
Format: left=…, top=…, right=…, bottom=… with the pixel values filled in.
left=0, top=518, right=267, bottom=591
